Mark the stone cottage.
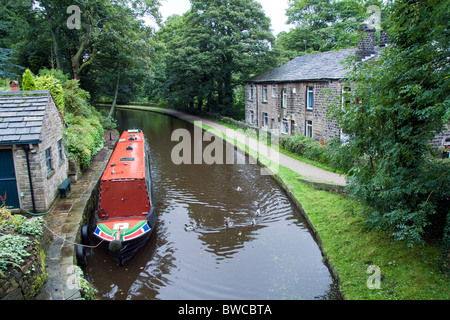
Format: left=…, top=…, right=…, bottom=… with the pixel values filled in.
left=0, top=89, right=68, bottom=212
left=245, top=25, right=450, bottom=152
left=245, top=24, right=382, bottom=142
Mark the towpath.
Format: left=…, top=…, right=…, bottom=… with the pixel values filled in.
left=120, top=106, right=347, bottom=186
left=36, top=130, right=118, bottom=300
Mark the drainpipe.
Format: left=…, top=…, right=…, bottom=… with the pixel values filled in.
left=23, top=144, right=37, bottom=213
left=255, top=83, right=259, bottom=127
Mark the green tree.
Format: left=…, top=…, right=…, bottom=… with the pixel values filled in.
left=157, top=0, right=277, bottom=117
left=330, top=0, right=450, bottom=246
left=21, top=68, right=36, bottom=90
left=277, top=0, right=381, bottom=59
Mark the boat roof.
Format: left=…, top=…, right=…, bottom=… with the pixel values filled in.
left=102, top=129, right=146, bottom=181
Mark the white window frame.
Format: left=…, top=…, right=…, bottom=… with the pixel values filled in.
left=281, top=118, right=289, bottom=134
left=45, top=147, right=53, bottom=174
left=263, top=112, right=268, bottom=127
left=249, top=110, right=254, bottom=124
left=341, top=86, right=351, bottom=108
left=305, top=120, right=313, bottom=138
left=262, top=85, right=268, bottom=102
left=281, top=89, right=287, bottom=109
left=58, top=139, right=64, bottom=163
left=272, top=85, right=276, bottom=98
left=306, top=86, right=314, bottom=110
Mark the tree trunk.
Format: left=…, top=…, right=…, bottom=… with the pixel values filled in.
left=108, top=71, right=121, bottom=118
left=71, top=21, right=92, bottom=80
left=50, top=26, right=62, bottom=70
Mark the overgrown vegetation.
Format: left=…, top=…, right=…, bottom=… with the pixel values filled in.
left=0, top=206, right=45, bottom=274
left=329, top=0, right=450, bottom=248
left=278, top=165, right=449, bottom=299
left=22, top=68, right=105, bottom=169
left=73, top=265, right=99, bottom=300
left=279, top=134, right=354, bottom=174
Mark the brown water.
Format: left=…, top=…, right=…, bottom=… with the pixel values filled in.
left=83, top=109, right=341, bottom=300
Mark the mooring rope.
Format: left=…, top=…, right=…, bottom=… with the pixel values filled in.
left=43, top=222, right=104, bottom=249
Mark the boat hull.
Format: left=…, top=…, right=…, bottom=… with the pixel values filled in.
left=94, top=206, right=156, bottom=266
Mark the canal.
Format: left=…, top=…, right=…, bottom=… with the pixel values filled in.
left=84, top=108, right=341, bottom=300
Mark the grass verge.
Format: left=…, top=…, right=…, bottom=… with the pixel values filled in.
left=201, top=117, right=450, bottom=300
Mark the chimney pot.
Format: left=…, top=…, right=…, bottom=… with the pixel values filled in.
left=10, top=80, right=18, bottom=91
left=357, top=23, right=376, bottom=61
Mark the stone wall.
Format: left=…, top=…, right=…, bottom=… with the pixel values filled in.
left=12, top=98, right=68, bottom=212
left=0, top=227, right=52, bottom=300
left=430, top=124, right=450, bottom=150
left=245, top=80, right=343, bottom=141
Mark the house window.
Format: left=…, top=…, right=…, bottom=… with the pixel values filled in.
left=272, top=85, right=276, bottom=98
left=281, top=89, right=287, bottom=109
left=305, top=120, right=313, bottom=138
left=45, top=147, right=53, bottom=174
left=58, top=139, right=64, bottom=163
left=249, top=110, right=254, bottom=124
left=342, top=86, right=351, bottom=107
left=249, top=86, right=254, bottom=101
left=290, top=120, right=295, bottom=134
left=263, top=112, right=268, bottom=127
left=306, top=86, right=314, bottom=110
left=281, top=119, right=289, bottom=134
left=262, top=85, right=268, bottom=102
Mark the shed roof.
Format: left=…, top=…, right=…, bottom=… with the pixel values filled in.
left=0, top=90, right=56, bottom=145
left=249, top=48, right=358, bottom=83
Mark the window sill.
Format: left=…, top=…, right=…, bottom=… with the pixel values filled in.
left=47, top=169, right=55, bottom=179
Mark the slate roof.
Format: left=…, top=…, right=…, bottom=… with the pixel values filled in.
left=0, top=90, right=54, bottom=145
left=249, top=48, right=358, bottom=83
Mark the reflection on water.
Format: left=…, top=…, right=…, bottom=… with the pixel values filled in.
left=84, top=109, right=341, bottom=300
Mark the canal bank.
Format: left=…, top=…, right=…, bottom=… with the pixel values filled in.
left=114, top=105, right=346, bottom=296
left=112, top=105, right=450, bottom=300
left=35, top=130, right=118, bottom=300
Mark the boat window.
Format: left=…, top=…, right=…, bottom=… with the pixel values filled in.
left=120, top=157, right=135, bottom=161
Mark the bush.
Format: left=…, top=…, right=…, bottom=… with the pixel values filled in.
left=0, top=206, right=45, bottom=273
left=34, top=74, right=65, bottom=113
left=280, top=134, right=324, bottom=161
left=22, top=69, right=36, bottom=91
left=279, top=134, right=351, bottom=173
left=64, top=113, right=104, bottom=168
left=23, top=68, right=105, bottom=168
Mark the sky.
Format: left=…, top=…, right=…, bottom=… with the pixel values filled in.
left=155, top=0, right=293, bottom=35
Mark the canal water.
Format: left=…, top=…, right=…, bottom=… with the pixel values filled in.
left=84, top=108, right=341, bottom=300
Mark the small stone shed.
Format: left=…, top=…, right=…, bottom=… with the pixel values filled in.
left=0, top=90, right=68, bottom=212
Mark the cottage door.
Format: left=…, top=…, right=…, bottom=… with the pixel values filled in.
left=0, top=149, right=20, bottom=209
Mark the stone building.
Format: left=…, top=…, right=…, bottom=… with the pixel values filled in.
left=245, top=24, right=450, bottom=152
left=245, top=25, right=381, bottom=142
left=0, top=90, right=68, bottom=212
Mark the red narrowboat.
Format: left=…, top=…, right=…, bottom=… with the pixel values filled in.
left=88, top=129, right=156, bottom=266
